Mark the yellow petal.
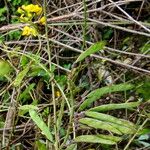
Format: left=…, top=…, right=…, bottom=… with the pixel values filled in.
left=22, top=26, right=31, bottom=36
left=39, top=16, right=46, bottom=25
left=56, top=91, right=61, bottom=97
left=33, top=5, right=42, bottom=15
left=21, top=4, right=42, bottom=15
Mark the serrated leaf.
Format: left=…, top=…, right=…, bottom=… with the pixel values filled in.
left=85, top=111, right=136, bottom=129
left=79, top=83, right=134, bottom=110
left=0, top=59, right=12, bottom=77
left=29, top=110, right=53, bottom=142
left=14, top=65, right=30, bottom=87
left=75, top=135, right=121, bottom=145
left=89, top=102, right=140, bottom=112
left=79, top=118, right=122, bottom=135
left=76, top=41, right=106, bottom=63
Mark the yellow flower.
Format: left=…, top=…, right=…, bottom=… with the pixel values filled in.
left=22, top=26, right=30, bottom=36
left=22, top=26, right=38, bottom=37
left=56, top=91, right=61, bottom=97
left=22, top=4, right=42, bottom=15
left=32, top=4, right=42, bottom=15
left=39, top=16, right=46, bottom=25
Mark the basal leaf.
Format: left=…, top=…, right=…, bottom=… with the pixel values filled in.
left=89, top=102, right=140, bottom=112
left=75, top=135, right=121, bottom=145
left=76, top=41, right=106, bottom=63
left=85, top=111, right=136, bottom=129
left=29, top=109, right=53, bottom=142
left=79, top=83, right=134, bottom=110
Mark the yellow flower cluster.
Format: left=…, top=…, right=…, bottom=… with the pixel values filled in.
left=17, top=4, right=46, bottom=36
left=17, top=4, right=42, bottom=17
left=22, top=26, right=38, bottom=37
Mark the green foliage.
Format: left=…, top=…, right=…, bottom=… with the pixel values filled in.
left=29, top=63, right=55, bottom=81
left=89, top=101, right=140, bottom=112
left=140, top=42, right=150, bottom=53
left=11, top=0, right=22, bottom=6
left=75, top=135, right=121, bottom=145
left=8, top=30, right=22, bottom=41
left=136, top=134, right=150, bottom=148
left=13, top=65, right=30, bottom=87
left=0, top=1, right=149, bottom=149
left=76, top=41, right=106, bottom=63
left=0, top=34, right=5, bottom=43
left=19, top=105, right=38, bottom=111
left=0, top=7, right=7, bottom=22
left=102, top=27, right=113, bottom=40
left=85, top=111, right=136, bottom=128
left=79, top=117, right=135, bottom=135
left=35, top=140, right=47, bottom=150
left=65, top=144, right=77, bottom=150
left=20, top=56, right=30, bottom=67
left=29, top=109, right=54, bottom=142
left=19, top=83, right=35, bottom=102
left=136, top=79, right=150, bottom=101
left=55, top=75, right=67, bottom=89
left=76, top=103, right=139, bottom=145
left=79, top=83, right=134, bottom=110
left=0, top=59, right=12, bottom=77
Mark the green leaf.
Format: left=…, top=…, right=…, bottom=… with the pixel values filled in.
left=136, top=79, right=150, bottom=101
left=140, top=43, right=150, bottom=53
left=36, top=140, right=47, bottom=150
left=85, top=111, right=136, bottom=129
left=85, top=111, right=137, bottom=134
left=0, top=59, right=12, bottom=77
left=65, top=144, right=77, bottom=150
left=8, top=30, right=21, bottom=40
left=0, top=7, right=7, bottom=16
left=19, top=83, right=35, bottom=102
left=13, top=65, right=30, bottom=87
left=79, top=118, right=122, bottom=135
left=75, top=135, right=121, bottom=145
left=20, top=56, right=29, bottom=67
left=79, top=117, right=136, bottom=135
left=76, top=41, right=106, bottom=63
left=97, top=134, right=122, bottom=142
left=29, top=110, right=53, bottom=142
left=79, top=83, right=134, bottom=110
left=19, top=105, right=38, bottom=111
left=89, top=102, right=140, bottom=112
